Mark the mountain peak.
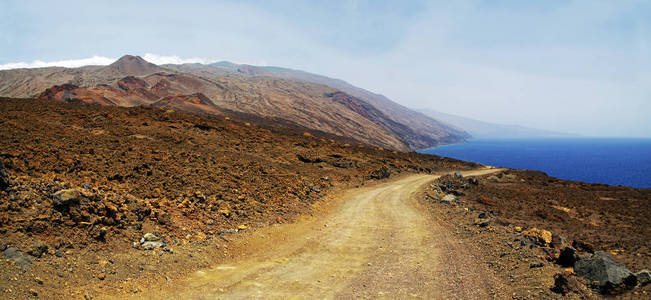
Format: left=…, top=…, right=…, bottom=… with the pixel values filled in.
left=103, top=55, right=162, bottom=76
left=111, top=54, right=149, bottom=65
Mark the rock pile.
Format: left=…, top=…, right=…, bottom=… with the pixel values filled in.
left=519, top=228, right=649, bottom=294
left=428, top=168, right=650, bottom=298
left=519, top=229, right=649, bottom=295
left=427, top=173, right=479, bottom=205
left=135, top=232, right=165, bottom=250
left=368, top=166, right=391, bottom=179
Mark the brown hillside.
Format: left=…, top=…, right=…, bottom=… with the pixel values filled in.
left=1, top=55, right=468, bottom=151
left=150, top=93, right=222, bottom=115
left=181, top=61, right=471, bottom=148
left=0, top=97, right=475, bottom=298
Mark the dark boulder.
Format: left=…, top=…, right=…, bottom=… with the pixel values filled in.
left=296, top=154, right=324, bottom=163
left=449, top=190, right=466, bottom=197
left=557, top=246, right=580, bottom=267
left=27, top=242, right=48, bottom=258
left=368, top=166, right=390, bottom=180
left=107, top=173, right=124, bottom=182
left=0, top=161, right=9, bottom=190
left=90, top=226, right=108, bottom=241
left=475, top=219, right=490, bottom=227
left=635, top=270, right=650, bottom=286
left=574, top=251, right=636, bottom=292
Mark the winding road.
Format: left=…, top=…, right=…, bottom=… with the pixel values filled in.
left=133, top=169, right=505, bottom=299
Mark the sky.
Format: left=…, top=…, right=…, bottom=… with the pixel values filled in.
left=1, top=0, right=650, bottom=137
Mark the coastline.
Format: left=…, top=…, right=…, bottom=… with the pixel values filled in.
left=418, top=138, right=651, bottom=189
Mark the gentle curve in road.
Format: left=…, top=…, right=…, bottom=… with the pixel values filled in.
left=128, top=168, right=505, bottom=299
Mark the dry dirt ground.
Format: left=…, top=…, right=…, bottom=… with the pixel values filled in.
left=1, top=98, right=649, bottom=299
left=422, top=171, right=650, bottom=299
left=104, top=169, right=506, bottom=299
left=0, top=98, right=476, bottom=299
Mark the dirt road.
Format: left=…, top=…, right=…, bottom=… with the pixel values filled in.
left=127, top=169, right=506, bottom=299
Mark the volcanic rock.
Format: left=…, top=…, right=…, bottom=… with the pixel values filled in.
left=27, top=242, right=48, bottom=258
left=557, top=246, right=580, bottom=267
left=0, top=161, right=9, bottom=190
left=296, top=154, right=324, bottom=163
left=440, top=194, right=456, bottom=204
left=634, top=270, right=650, bottom=286
left=4, top=247, right=32, bottom=269
left=574, top=251, right=635, bottom=290
left=449, top=190, right=466, bottom=197
left=52, top=189, right=81, bottom=207
left=474, top=219, right=490, bottom=228
left=139, top=232, right=165, bottom=250
left=523, top=227, right=552, bottom=246
left=90, top=226, right=108, bottom=241
left=369, top=166, right=390, bottom=179
left=142, top=232, right=160, bottom=242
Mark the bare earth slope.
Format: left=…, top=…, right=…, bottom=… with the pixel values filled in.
left=0, top=98, right=648, bottom=299
left=0, top=55, right=468, bottom=151
left=0, top=97, right=475, bottom=299
left=199, top=61, right=471, bottom=148
left=118, top=170, right=507, bottom=299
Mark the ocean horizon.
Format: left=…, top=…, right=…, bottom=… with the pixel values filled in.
left=420, top=138, right=651, bottom=189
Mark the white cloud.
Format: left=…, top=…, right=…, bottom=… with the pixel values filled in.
left=0, top=55, right=115, bottom=70
left=0, top=54, right=217, bottom=71
left=142, top=53, right=214, bottom=65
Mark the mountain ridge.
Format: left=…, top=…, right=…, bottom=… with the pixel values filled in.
left=169, top=61, right=470, bottom=149
left=0, top=55, right=468, bottom=151
left=420, top=109, right=576, bottom=140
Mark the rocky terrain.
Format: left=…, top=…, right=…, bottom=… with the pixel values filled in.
left=0, top=55, right=468, bottom=151
left=421, top=171, right=650, bottom=298
left=0, top=97, right=474, bottom=299
left=0, top=96, right=648, bottom=298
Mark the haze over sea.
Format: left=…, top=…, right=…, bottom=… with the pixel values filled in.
left=420, top=138, right=651, bottom=189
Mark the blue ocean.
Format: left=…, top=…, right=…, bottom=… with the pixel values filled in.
left=420, top=138, right=651, bottom=188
